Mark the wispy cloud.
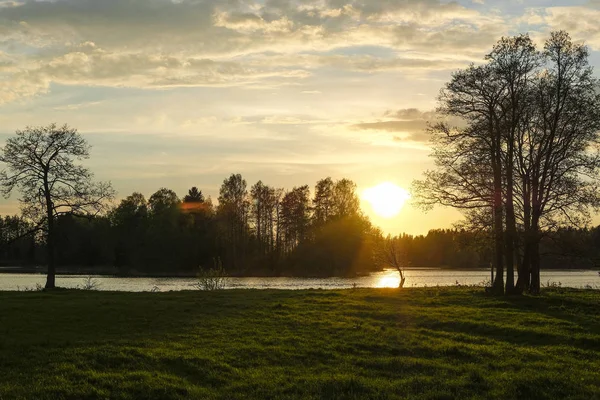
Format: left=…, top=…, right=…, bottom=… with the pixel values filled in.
left=0, top=0, right=510, bottom=103
left=352, top=108, right=437, bottom=142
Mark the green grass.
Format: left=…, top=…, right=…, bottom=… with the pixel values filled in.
left=0, top=287, right=598, bottom=400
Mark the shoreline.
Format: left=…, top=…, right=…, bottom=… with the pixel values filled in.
left=1, top=265, right=598, bottom=279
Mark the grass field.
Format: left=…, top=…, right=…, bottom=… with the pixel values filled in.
left=0, top=287, right=598, bottom=399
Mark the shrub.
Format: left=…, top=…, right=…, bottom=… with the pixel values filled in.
left=80, top=276, right=100, bottom=291
left=196, top=257, right=228, bottom=291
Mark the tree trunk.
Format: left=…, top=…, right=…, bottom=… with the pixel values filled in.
left=398, top=269, right=406, bottom=288
left=515, top=177, right=531, bottom=293
left=530, top=239, right=541, bottom=294
left=492, top=202, right=504, bottom=294
left=516, top=240, right=531, bottom=294
left=504, top=192, right=516, bottom=294
left=256, top=201, right=262, bottom=255
left=529, top=190, right=542, bottom=295
left=504, top=138, right=516, bottom=294
left=44, top=181, right=56, bottom=289
left=491, top=142, right=504, bottom=295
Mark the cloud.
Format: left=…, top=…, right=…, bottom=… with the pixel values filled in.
left=0, top=0, right=498, bottom=55
left=355, top=120, right=429, bottom=134
left=0, top=0, right=512, bottom=103
left=0, top=44, right=314, bottom=103
left=352, top=108, right=466, bottom=143
left=53, top=100, right=103, bottom=111
left=352, top=108, right=436, bottom=142
left=517, top=6, right=600, bottom=50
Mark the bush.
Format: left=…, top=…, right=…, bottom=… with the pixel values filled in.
left=196, top=258, right=228, bottom=291
left=80, top=276, right=100, bottom=291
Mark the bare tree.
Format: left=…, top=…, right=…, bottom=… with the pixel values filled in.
left=0, top=124, right=114, bottom=288
left=375, top=236, right=409, bottom=288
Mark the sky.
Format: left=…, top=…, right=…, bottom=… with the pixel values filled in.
left=0, top=0, right=600, bottom=235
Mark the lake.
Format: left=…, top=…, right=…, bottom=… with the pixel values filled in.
left=1, top=269, right=599, bottom=291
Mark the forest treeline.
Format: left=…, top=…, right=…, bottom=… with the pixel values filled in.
left=2, top=174, right=600, bottom=276
left=1, top=175, right=379, bottom=277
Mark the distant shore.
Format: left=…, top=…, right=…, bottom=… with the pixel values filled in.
left=1, top=265, right=598, bottom=278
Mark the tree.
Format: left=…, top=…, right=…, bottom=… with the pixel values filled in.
left=54, top=213, right=113, bottom=268
left=0, top=124, right=114, bottom=288
left=110, top=192, right=149, bottom=270
left=414, top=31, right=600, bottom=295
left=250, top=181, right=278, bottom=255
left=146, top=188, right=183, bottom=270
left=414, top=63, right=506, bottom=292
left=279, top=185, right=311, bottom=255
left=217, top=174, right=250, bottom=270
left=184, top=186, right=204, bottom=203
left=332, top=178, right=361, bottom=218
left=112, top=193, right=148, bottom=222
left=515, top=32, right=600, bottom=293
left=313, top=177, right=334, bottom=226
left=486, top=34, right=541, bottom=293
left=375, top=235, right=409, bottom=288
left=0, top=215, right=37, bottom=264
left=148, top=188, right=180, bottom=216
left=294, top=177, right=376, bottom=277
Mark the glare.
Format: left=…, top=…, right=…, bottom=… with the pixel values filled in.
left=363, top=182, right=410, bottom=218
left=376, top=274, right=400, bottom=288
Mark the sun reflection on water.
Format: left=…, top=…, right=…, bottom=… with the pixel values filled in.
left=376, top=271, right=401, bottom=288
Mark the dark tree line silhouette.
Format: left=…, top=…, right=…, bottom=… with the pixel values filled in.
left=0, top=175, right=382, bottom=277
left=2, top=201, right=600, bottom=277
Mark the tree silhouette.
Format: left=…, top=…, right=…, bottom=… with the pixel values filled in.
left=515, top=32, right=600, bottom=293
left=184, top=187, right=204, bottom=203
left=414, top=31, right=600, bottom=294
left=332, top=178, right=361, bottom=218
left=313, top=177, right=334, bottom=226
left=0, top=124, right=114, bottom=288
left=217, top=174, right=250, bottom=269
left=149, top=188, right=180, bottom=215
left=110, top=193, right=148, bottom=270
left=486, top=34, right=540, bottom=293
left=250, top=181, right=279, bottom=256
left=280, top=185, right=310, bottom=255
left=375, top=236, right=409, bottom=288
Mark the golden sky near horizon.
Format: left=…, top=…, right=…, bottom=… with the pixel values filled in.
left=1, top=0, right=600, bottom=235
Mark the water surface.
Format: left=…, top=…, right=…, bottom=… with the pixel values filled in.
left=1, top=269, right=598, bottom=291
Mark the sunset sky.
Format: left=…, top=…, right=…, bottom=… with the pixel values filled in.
left=1, top=0, right=599, bottom=235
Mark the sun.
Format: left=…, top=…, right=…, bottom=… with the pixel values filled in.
left=363, top=182, right=410, bottom=218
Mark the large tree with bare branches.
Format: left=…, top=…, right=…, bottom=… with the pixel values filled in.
left=0, top=124, right=114, bottom=288
left=414, top=32, right=600, bottom=295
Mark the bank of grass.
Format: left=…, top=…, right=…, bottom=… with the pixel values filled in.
left=0, top=287, right=598, bottom=400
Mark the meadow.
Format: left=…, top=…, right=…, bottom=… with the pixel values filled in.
left=0, top=287, right=598, bottom=399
